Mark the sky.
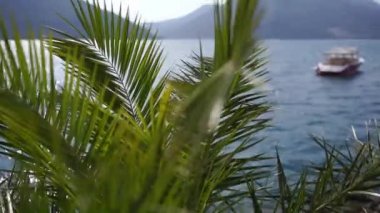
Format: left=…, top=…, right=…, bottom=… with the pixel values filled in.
left=96, top=0, right=215, bottom=22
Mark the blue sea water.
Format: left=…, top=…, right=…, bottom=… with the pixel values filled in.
left=1, top=39, right=380, bottom=175
left=160, top=39, right=380, bottom=172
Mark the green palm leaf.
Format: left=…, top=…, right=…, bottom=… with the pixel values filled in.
left=172, top=0, right=270, bottom=209
left=50, top=0, right=165, bottom=122
left=0, top=0, right=271, bottom=212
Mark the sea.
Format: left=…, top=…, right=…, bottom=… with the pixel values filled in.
left=2, top=39, right=380, bottom=175
left=160, top=39, right=380, bottom=173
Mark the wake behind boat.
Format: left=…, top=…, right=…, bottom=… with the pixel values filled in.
left=315, top=47, right=365, bottom=76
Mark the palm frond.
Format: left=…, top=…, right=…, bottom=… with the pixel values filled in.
left=171, top=0, right=270, bottom=209
left=260, top=122, right=380, bottom=212
left=51, top=0, right=165, bottom=122
left=0, top=0, right=272, bottom=212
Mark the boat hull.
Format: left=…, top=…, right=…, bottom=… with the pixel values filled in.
left=315, top=63, right=362, bottom=76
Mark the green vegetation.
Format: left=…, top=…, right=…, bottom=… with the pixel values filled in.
left=0, top=0, right=379, bottom=212
left=266, top=128, right=380, bottom=212
left=0, top=0, right=269, bottom=212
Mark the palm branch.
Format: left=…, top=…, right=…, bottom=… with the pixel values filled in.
left=50, top=0, right=166, bottom=122
left=259, top=123, right=380, bottom=213
left=0, top=0, right=270, bottom=212
left=171, top=1, right=271, bottom=210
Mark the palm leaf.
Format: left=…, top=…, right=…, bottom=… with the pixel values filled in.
left=0, top=0, right=272, bottom=212
left=171, top=0, right=270, bottom=209
left=50, top=0, right=165, bottom=123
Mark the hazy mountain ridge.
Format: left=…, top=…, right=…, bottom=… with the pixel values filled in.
left=151, top=0, right=380, bottom=39
left=151, top=5, right=214, bottom=39
left=1, top=0, right=380, bottom=39
left=0, top=0, right=83, bottom=37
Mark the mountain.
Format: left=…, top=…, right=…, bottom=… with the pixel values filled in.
left=151, top=5, right=214, bottom=39
left=151, top=0, right=380, bottom=39
left=2, top=0, right=380, bottom=39
left=0, top=0, right=84, bottom=37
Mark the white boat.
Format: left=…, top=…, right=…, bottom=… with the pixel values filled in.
left=315, top=47, right=364, bottom=76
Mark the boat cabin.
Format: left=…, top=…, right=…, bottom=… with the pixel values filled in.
left=324, top=47, right=359, bottom=66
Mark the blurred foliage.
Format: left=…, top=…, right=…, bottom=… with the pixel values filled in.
left=0, top=0, right=379, bottom=212
left=248, top=122, right=380, bottom=213
left=0, top=0, right=271, bottom=212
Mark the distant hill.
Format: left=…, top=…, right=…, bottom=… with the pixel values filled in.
left=0, top=0, right=83, bottom=37
left=151, top=0, right=380, bottom=39
left=2, top=0, right=380, bottom=39
left=151, top=5, right=214, bottom=39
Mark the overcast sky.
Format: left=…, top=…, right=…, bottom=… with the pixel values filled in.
left=94, top=0, right=215, bottom=22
